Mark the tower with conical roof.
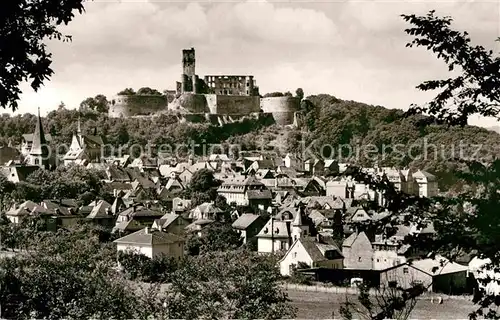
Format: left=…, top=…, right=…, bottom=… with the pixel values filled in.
left=28, top=107, right=49, bottom=169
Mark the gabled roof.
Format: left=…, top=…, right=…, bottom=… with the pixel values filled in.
left=156, top=213, right=182, bottom=229
left=118, top=206, right=163, bottom=218
left=114, top=228, right=184, bottom=245
left=111, top=197, right=126, bottom=215
left=159, top=165, right=176, bottom=177
left=232, top=213, right=261, bottom=230
left=308, top=210, right=326, bottom=226
left=166, top=178, right=184, bottom=191
left=209, top=154, right=231, bottom=161
left=256, top=219, right=291, bottom=239
left=411, top=256, right=468, bottom=276
left=82, top=134, right=104, bottom=147
left=247, top=189, right=272, bottom=200
left=113, top=219, right=143, bottom=233
left=86, top=200, right=112, bottom=219
left=282, top=237, right=343, bottom=264
left=342, top=231, right=371, bottom=248
left=107, top=165, right=131, bottom=182
left=413, top=170, right=436, bottom=182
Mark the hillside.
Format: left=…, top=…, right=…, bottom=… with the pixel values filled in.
left=2, top=93, right=500, bottom=189
left=289, top=94, right=500, bottom=189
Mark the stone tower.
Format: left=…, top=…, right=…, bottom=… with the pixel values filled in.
left=29, top=107, right=49, bottom=169
left=181, top=48, right=196, bottom=93
left=182, top=48, right=195, bottom=76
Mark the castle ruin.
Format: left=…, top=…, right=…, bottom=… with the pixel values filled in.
left=109, top=48, right=300, bottom=126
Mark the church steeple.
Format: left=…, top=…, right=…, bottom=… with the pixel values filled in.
left=77, top=116, right=82, bottom=135
left=30, top=107, right=49, bottom=168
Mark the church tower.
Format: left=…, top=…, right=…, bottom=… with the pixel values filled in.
left=29, top=107, right=49, bottom=169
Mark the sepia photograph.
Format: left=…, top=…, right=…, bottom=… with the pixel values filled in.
left=1, top=0, right=500, bottom=319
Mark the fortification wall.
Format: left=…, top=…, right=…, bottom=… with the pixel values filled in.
left=260, top=96, right=300, bottom=125
left=212, top=95, right=260, bottom=115
left=170, top=93, right=260, bottom=115
left=168, top=93, right=210, bottom=113
left=109, top=95, right=168, bottom=118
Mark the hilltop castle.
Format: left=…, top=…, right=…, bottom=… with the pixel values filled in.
left=109, top=48, right=301, bottom=126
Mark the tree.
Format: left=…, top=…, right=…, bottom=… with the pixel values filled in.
left=0, top=175, right=15, bottom=211
left=137, top=87, right=163, bottom=96
left=0, top=0, right=87, bottom=111
left=0, top=225, right=138, bottom=319
left=339, top=11, right=500, bottom=320
left=186, top=221, right=242, bottom=255
left=189, top=169, right=220, bottom=193
left=214, top=194, right=229, bottom=211
left=295, top=88, right=304, bottom=100
left=117, top=88, right=136, bottom=96
left=80, top=94, right=109, bottom=113
left=339, top=283, right=425, bottom=320
left=263, top=92, right=285, bottom=97
left=402, top=10, right=500, bottom=127
left=117, top=251, right=179, bottom=283
left=162, top=249, right=297, bottom=319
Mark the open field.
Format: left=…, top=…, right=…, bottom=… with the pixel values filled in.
left=287, top=290, right=475, bottom=319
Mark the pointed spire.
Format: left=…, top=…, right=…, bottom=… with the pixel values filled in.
left=30, top=107, right=47, bottom=156
left=77, top=115, right=82, bottom=135
left=293, top=208, right=303, bottom=226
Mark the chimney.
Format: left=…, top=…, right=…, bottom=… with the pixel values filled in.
left=316, top=233, right=322, bottom=243
left=145, top=227, right=150, bottom=234
left=285, top=221, right=292, bottom=246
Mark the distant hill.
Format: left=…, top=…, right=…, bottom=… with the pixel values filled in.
left=487, top=126, right=500, bottom=134
left=292, top=94, right=500, bottom=190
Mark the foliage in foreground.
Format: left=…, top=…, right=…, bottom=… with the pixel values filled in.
left=339, top=10, right=500, bottom=320
left=0, top=222, right=295, bottom=319
left=1, top=0, right=87, bottom=110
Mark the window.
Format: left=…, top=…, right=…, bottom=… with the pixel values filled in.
left=376, top=258, right=380, bottom=262
left=280, top=241, right=287, bottom=250
left=403, top=267, right=409, bottom=274
left=358, top=257, right=362, bottom=262
left=293, top=252, right=297, bottom=258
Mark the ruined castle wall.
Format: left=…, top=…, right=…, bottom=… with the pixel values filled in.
left=212, top=95, right=261, bottom=115
left=205, top=94, right=218, bottom=114
left=169, top=93, right=210, bottom=113
left=260, top=96, right=300, bottom=125
left=109, top=95, right=168, bottom=118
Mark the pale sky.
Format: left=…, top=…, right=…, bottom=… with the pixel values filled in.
left=11, top=0, right=500, bottom=128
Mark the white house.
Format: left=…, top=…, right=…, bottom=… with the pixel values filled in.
left=412, top=170, right=438, bottom=197
left=114, top=227, right=185, bottom=259
left=256, top=209, right=308, bottom=253
left=279, top=237, right=343, bottom=276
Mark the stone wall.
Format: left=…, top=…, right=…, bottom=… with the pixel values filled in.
left=109, top=95, right=168, bottom=118
left=260, top=96, right=301, bottom=125
left=210, top=95, right=261, bottom=115
left=168, top=93, right=210, bottom=113
left=170, top=93, right=260, bottom=115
